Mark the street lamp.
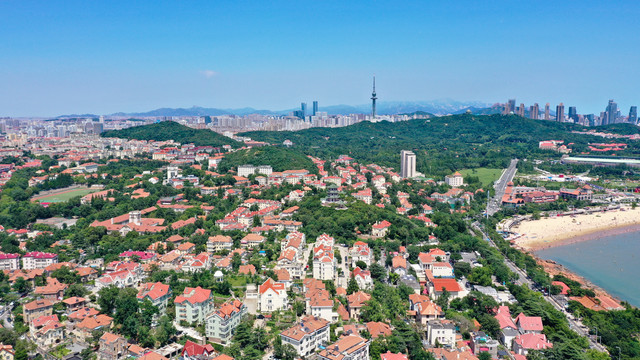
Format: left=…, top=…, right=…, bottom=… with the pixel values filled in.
left=616, top=345, right=621, bottom=360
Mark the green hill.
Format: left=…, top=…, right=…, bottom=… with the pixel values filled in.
left=240, top=114, right=639, bottom=177
left=218, top=146, right=317, bottom=174
left=101, top=121, right=241, bottom=148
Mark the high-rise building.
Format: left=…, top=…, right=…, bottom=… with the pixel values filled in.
left=605, top=100, right=618, bottom=125
left=517, top=103, right=525, bottom=117
left=629, top=106, right=637, bottom=124
left=504, top=99, right=516, bottom=114
left=568, top=107, right=578, bottom=122
left=301, top=103, right=307, bottom=118
left=544, top=103, right=550, bottom=120
left=585, top=114, right=595, bottom=127
left=371, top=76, right=377, bottom=118
left=529, top=103, right=539, bottom=120
left=400, top=150, right=416, bottom=179
left=555, top=103, right=565, bottom=122
left=313, top=101, right=318, bottom=116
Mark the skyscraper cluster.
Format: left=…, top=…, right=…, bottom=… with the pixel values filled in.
left=503, top=98, right=638, bottom=126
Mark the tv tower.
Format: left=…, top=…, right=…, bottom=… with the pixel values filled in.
left=371, top=76, right=377, bottom=118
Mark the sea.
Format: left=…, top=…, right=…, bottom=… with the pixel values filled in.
left=536, top=231, right=640, bottom=307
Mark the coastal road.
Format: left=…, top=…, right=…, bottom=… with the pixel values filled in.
left=472, top=222, right=608, bottom=353
left=487, top=159, right=518, bottom=216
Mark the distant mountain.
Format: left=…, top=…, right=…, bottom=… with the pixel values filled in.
left=110, top=106, right=283, bottom=117
left=58, top=100, right=492, bottom=118
left=452, top=104, right=504, bottom=115
left=101, top=121, right=242, bottom=148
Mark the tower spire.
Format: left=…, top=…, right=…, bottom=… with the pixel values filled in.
left=371, top=76, right=377, bottom=119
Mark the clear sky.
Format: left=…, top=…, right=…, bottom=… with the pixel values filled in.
left=1, top=0, right=639, bottom=116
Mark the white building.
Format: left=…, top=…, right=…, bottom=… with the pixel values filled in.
left=258, top=278, right=288, bottom=313
left=348, top=241, right=372, bottom=268
left=427, top=320, right=456, bottom=347
left=280, top=316, right=330, bottom=357
left=174, top=287, right=214, bottom=324
left=22, top=252, right=58, bottom=270
left=237, top=164, right=273, bottom=177
left=445, top=171, right=464, bottom=187
left=205, top=299, right=247, bottom=345
left=400, top=150, right=416, bottom=179
left=313, top=235, right=335, bottom=281
left=0, top=253, right=20, bottom=270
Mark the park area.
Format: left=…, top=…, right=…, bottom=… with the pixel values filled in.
left=459, top=168, right=503, bottom=187
left=30, top=187, right=98, bottom=203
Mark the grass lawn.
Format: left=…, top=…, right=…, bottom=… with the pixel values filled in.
left=34, top=188, right=98, bottom=203
left=460, top=168, right=503, bottom=187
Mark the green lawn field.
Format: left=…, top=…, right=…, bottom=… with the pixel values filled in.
left=459, top=168, right=503, bottom=186
left=33, top=188, right=98, bottom=203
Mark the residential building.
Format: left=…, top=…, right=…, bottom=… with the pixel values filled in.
left=280, top=316, right=330, bottom=357
left=400, top=150, right=416, bottom=179
left=174, top=287, right=214, bottom=324
left=23, top=299, right=53, bottom=325
left=0, top=254, right=19, bottom=271
left=349, top=241, right=372, bottom=268
left=371, top=220, right=391, bottom=238
left=205, top=299, right=247, bottom=344
left=98, top=332, right=128, bottom=360
left=181, top=340, right=215, bottom=360
left=258, top=278, right=288, bottom=312
left=21, top=252, right=58, bottom=270
left=444, top=172, right=463, bottom=187
left=513, top=333, right=553, bottom=356
left=207, top=235, right=234, bottom=252
left=317, top=335, right=370, bottom=360
left=137, top=282, right=172, bottom=317
left=426, top=320, right=456, bottom=347
left=0, top=345, right=13, bottom=360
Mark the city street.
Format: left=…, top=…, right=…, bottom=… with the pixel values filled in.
left=487, top=159, right=518, bottom=216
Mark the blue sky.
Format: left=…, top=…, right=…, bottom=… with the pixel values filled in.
left=1, top=0, right=639, bottom=116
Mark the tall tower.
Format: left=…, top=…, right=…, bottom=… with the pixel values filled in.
left=529, top=103, right=539, bottom=120
left=371, top=76, right=377, bottom=119
left=568, top=106, right=578, bottom=122
left=400, top=150, right=416, bottom=179
left=555, top=103, right=565, bottom=122
left=301, top=102, right=307, bottom=118
left=544, top=103, right=550, bottom=120
left=629, top=106, right=638, bottom=124
left=312, top=101, right=318, bottom=116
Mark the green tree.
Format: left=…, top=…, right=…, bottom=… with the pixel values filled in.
left=436, top=289, right=450, bottom=311
left=347, top=276, right=359, bottom=295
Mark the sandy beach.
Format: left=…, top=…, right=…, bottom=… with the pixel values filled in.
left=511, top=206, right=640, bottom=251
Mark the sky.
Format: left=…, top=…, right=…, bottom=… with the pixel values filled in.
left=1, top=0, right=639, bottom=116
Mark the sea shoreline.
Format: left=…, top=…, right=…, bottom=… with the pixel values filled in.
left=511, top=206, right=640, bottom=252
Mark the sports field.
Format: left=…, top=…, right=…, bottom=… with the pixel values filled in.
left=31, top=188, right=98, bottom=203
left=459, top=168, right=503, bottom=187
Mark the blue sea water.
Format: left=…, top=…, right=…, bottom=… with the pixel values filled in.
left=536, top=231, right=640, bottom=307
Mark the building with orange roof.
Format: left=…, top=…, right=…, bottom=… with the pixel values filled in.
left=429, top=278, right=465, bottom=300
left=137, top=282, right=172, bottom=316
left=280, top=316, right=330, bottom=357
left=98, top=332, right=127, bottom=360
left=317, top=335, right=370, bottom=360
left=62, top=296, right=86, bottom=312
left=23, top=299, right=54, bottom=325
left=371, top=220, right=391, bottom=238
left=380, top=351, right=408, bottom=360
left=392, top=255, right=407, bottom=276
left=366, top=321, right=392, bottom=339
left=445, top=171, right=464, bottom=187
left=205, top=299, right=247, bottom=344
left=34, top=277, right=67, bottom=300
left=241, top=233, right=266, bottom=249
left=207, top=235, right=233, bottom=252
left=174, top=286, right=213, bottom=323
left=258, top=278, right=288, bottom=312
left=0, top=345, right=13, bottom=359
left=408, top=293, right=443, bottom=325
left=181, top=340, right=215, bottom=359
left=75, top=314, right=113, bottom=339
left=138, top=351, right=169, bottom=360
left=347, top=291, right=372, bottom=319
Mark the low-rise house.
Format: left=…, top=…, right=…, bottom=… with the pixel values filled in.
left=0, top=345, right=13, bottom=360
left=513, top=333, right=553, bottom=356
left=426, top=320, right=456, bottom=347
left=371, top=220, right=391, bottom=238
left=429, top=278, right=466, bottom=300
left=34, top=277, right=67, bottom=300
left=352, top=267, right=373, bottom=290
left=366, top=322, right=392, bottom=339
left=347, top=291, right=371, bottom=320
left=175, top=286, right=214, bottom=324
left=75, top=314, right=113, bottom=340
left=181, top=340, right=215, bottom=360
left=349, top=241, right=372, bottom=268
left=181, top=253, right=211, bottom=273
left=23, top=299, right=53, bottom=325
left=62, top=297, right=86, bottom=312
left=207, top=235, right=234, bottom=252
left=258, top=278, right=288, bottom=313
left=470, top=332, right=499, bottom=359
left=33, top=317, right=65, bottom=348
left=241, top=233, right=266, bottom=249
left=408, top=294, right=443, bottom=325
left=280, top=316, right=330, bottom=357
left=391, top=256, right=407, bottom=276
left=137, top=282, right=172, bottom=317
left=98, top=332, right=128, bottom=360
left=515, top=313, right=543, bottom=334
left=205, top=299, right=247, bottom=345
left=495, top=306, right=518, bottom=347
left=317, top=335, right=370, bottom=360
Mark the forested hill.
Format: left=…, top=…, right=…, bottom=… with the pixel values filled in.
left=240, top=114, right=639, bottom=177
left=101, top=121, right=242, bottom=148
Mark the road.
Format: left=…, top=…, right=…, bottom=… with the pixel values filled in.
left=487, top=159, right=518, bottom=216
left=472, top=222, right=608, bottom=353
